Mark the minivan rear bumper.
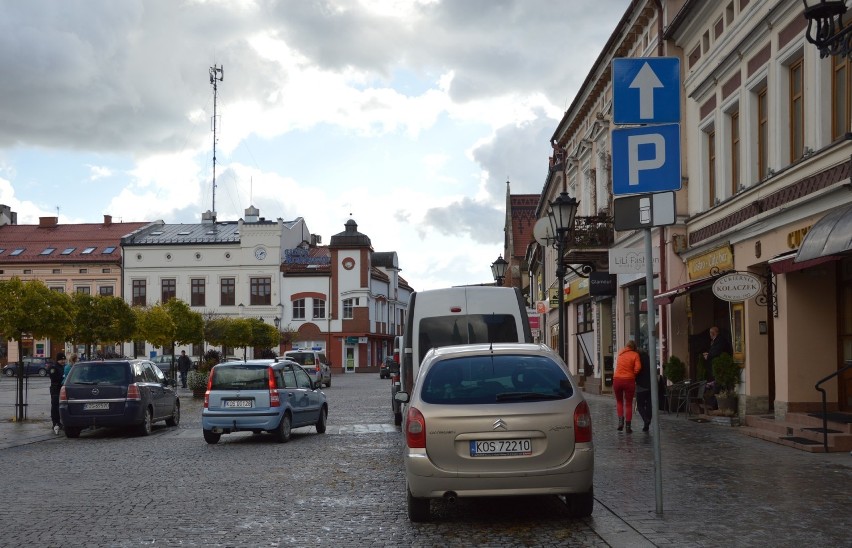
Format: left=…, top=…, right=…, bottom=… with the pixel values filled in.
left=202, top=410, right=283, bottom=432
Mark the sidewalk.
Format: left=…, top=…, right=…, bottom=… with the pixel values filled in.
left=584, top=392, right=851, bottom=547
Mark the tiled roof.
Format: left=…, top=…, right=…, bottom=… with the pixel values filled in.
left=510, top=194, right=539, bottom=260
left=0, top=220, right=152, bottom=263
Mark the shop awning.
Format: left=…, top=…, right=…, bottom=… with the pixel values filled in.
left=653, top=277, right=716, bottom=306
left=769, top=250, right=840, bottom=274
left=794, top=203, right=852, bottom=263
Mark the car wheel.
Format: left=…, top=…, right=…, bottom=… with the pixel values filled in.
left=165, top=400, right=180, bottom=427
left=273, top=412, right=292, bottom=443
left=316, top=406, right=327, bottom=434
left=407, top=487, right=430, bottom=522
left=567, top=487, right=594, bottom=518
left=3, top=369, right=13, bottom=377
left=138, top=408, right=153, bottom=436
left=64, top=426, right=82, bottom=439
left=38, top=368, right=48, bottom=377
left=203, top=429, right=221, bottom=444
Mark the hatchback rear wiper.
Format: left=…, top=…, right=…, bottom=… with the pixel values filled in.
left=495, top=392, right=562, bottom=401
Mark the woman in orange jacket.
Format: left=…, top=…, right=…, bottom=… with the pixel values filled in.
left=613, top=340, right=642, bottom=433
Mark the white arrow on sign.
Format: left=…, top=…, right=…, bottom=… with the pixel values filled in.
left=629, top=62, right=663, bottom=120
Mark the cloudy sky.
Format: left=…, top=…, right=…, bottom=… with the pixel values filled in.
left=0, top=0, right=630, bottom=291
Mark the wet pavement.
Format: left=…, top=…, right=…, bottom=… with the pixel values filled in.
left=0, top=373, right=849, bottom=547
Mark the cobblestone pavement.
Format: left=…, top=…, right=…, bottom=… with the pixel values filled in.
left=0, top=373, right=849, bottom=547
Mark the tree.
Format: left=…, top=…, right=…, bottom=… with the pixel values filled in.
left=0, top=278, right=75, bottom=421
left=247, top=318, right=278, bottom=354
left=163, top=299, right=203, bottom=382
left=70, top=294, right=135, bottom=358
left=133, top=304, right=175, bottom=360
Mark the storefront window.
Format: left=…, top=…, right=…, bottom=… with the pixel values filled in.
left=624, top=284, right=648, bottom=352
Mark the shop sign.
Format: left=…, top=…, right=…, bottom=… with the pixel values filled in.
left=345, top=336, right=359, bottom=344
left=589, top=273, right=617, bottom=296
left=688, top=245, right=733, bottom=280
left=565, top=277, right=590, bottom=302
left=712, top=272, right=762, bottom=302
left=787, top=225, right=812, bottom=249
left=608, top=248, right=661, bottom=274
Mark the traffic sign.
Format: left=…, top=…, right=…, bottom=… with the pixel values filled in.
left=612, top=124, right=681, bottom=195
left=613, top=191, right=676, bottom=231
left=612, top=57, right=680, bottom=124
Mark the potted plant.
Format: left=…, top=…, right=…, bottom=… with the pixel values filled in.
left=188, top=349, right=221, bottom=398
left=712, top=352, right=741, bottom=415
left=663, top=355, right=686, bottom=384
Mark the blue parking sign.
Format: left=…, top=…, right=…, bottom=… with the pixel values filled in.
left=612, top=124, right=681, bottom=196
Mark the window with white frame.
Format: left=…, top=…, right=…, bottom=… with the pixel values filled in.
left=293, top=298, right=306, bottom=320
left=313, top=299, right=326, bottom=319
left=343, top=298, right=357, bottom=319
left=729, top=108, right=740, bottom=194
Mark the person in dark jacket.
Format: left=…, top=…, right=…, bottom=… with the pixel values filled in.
left=703, top=326, right=733, bottom=389
left=48, top=352, right=67, bottom=434
left=635, top=352, right=654, bottom=432
left=177, top=350, right=192, bottom=389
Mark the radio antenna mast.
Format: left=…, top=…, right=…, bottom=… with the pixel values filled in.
left=209, top=64, right=224, bottom=221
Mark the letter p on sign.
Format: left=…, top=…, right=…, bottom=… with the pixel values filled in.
left=628, top=133, right=664, bottom=186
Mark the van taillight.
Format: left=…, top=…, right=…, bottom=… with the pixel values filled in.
left=405, top=407, right=426, bottom=448
left=268, top=368, right=281, bottom=407
left=204, top=370, right=215, bottom=408
left=126, top=384, right=141, bottom=401
left=574, top=400, right=592, bottom=443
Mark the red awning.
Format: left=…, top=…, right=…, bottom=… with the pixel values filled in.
left=768, top=251, right=840, bottom=274
left=653, top=277, right=716, bottom=306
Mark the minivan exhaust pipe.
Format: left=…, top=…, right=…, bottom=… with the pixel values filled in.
left=443, top=491, right=458, bottom=504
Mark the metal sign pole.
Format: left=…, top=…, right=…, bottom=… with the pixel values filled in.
left=645, top=227, right=663, bottom=514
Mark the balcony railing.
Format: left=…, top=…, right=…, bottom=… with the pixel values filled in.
left=564, top=215, right=614, bottom=248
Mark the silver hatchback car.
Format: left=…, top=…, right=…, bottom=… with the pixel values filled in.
left=395, top=343, right=594, bottom=522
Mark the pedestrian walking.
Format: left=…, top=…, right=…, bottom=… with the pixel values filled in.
left=635, top=351, right=653, bottom=432
left=177, top=350, right=192, bottom=389
left=62, top=353, right=78, bottom=383
left=48, top=352, right=67, bottom=434
left=613, top=340, right=641, bottom=433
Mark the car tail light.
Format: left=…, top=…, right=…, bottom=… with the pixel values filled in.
left=574, top=400, right=592, bottom=443
left=126, top=383, right=141, bottom=401
left=268, top=368, right=281, bottom=407
left=59, top=386, right=67, bottom=402
left=405, top=406, right=426, bottom=448
left=204, top=370, right=215, bottom=408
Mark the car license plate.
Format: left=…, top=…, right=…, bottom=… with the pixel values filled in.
left=83, top=402, right=109, bottom=410
left=224, top=400, right=253, bottom=408
left=470, top=439, right=532, bottom=457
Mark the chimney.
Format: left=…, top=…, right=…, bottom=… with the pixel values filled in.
left=103, top=214, right=112, bottom=226
left=39, top=217, right=59, bottom=228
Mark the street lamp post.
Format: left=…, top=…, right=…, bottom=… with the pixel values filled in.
left=273, top=316, right=281, bottom=355
left=490, top=255, right=509, bottom=286
left=547, top=191, right=579, bottom=362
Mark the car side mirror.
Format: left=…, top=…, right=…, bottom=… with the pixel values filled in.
left=394, top=391, right=409, bottom=404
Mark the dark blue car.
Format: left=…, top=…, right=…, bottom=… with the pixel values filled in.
left=59, top=359, right=180, bottom=438
left=2, top=357, right=52, bottom=377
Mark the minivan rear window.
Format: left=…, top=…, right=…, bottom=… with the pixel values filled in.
left=420, top=354, right=571, bottom=405
left=417, top=314, right=519, bottom=365
left=286, top=352, right=315, bottom=365
left=211, top=364, right=271, bottom=390
left=67, top=363, right=129, bottom=385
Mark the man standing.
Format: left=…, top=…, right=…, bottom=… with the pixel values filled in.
left=177, top=350, right=192, bottom=389
left=48, top=352, right=67, bottom=434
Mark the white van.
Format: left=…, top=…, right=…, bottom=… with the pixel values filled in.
left=396, top=286, right=532, bottom=424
